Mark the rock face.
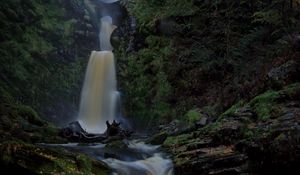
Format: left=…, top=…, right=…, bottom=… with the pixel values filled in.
left=267, top=60, right=300, bottom=87
left=162, top=84, right=300, bottom=175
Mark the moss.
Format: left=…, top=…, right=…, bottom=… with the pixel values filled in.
left=173, top=156, right=190, bottom=167
left=146, top=132, right=168, bottom=145
left=279, top=83, right=300, bottom=98
left=242, top=129, right=255, bottom=139
left=0, top=141, right=110, bottom=175
left=15, top=105, right=45, bottom=126
left=184, top=109, right=203, bottom=124
left=244, top=130, right=254, bottom=139
left=198, top=122, right=222, bottom=134
left=163, top=133, right=192, bottom=148
left=221, top=100, right=245, bottom=117
left=76, top=154, right=92, bottom=173
left=42, top=124, right=59, bottom=138
left=249, top=90, right=279, bottom=121
left=274, top=133, right=286, bottom=142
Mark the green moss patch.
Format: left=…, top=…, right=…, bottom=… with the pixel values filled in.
left=249, top=90, right=280, bottom=121
left=0, top=141, right=110, bottom=175
left=184, top=109, right=203, bottom=124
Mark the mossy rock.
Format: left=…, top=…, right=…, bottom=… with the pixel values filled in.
left=105, top=140, right=128, bottom=149
left=279, top=83, right=300, bottom=99
left=163, top=133, right=192, bottom=148
left=184, top=109, right=203, bottom=124
left=146, top=132, right=168, bottom=145
left=0, top=141, right=110, bottom=175
left=221, top=101, right=245, bottom=117
left=248, top=83, right=300, bottom=121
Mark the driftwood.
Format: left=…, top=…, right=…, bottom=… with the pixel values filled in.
left=60, top=120, right=133, bottom=143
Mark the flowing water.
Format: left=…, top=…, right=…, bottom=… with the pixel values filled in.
left=78, top=16, right=118, bottom=133
left=99, top=16, right=117, bottom=51
left=43, top=140, right=174, bottom=175
left=78, top=51, right=118, bottom=133
left=75, top=1, right=174, bottom=174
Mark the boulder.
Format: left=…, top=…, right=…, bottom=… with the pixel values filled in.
left=146, top=132, right=168, bottom=145
left=105, top=140, right=128, bottom=149
left=195, top=117, right=208, bottom=127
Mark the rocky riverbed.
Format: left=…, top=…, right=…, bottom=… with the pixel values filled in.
left=147, top=83, right=300, bottom=175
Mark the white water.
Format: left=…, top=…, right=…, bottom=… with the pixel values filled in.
left=100, top=16, right=117, bottom=51
left=99, top=0, right=120, bottom=4
left=104, top=153, right=173, bottom=175
left=78, top=16, right=118, bottom=133
left=103, top=141, right=173, bottom=175
left=43, top=141, right=174, bottom=175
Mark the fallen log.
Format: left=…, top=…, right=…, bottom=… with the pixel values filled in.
left=60, top=120, right=133, bottom=143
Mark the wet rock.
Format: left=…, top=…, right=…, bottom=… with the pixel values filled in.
left=233, top=106, right=256, bottom=119
left=267, top=60, right=300, bottom=87
left=212, top=118, right=245, bottom=145
left=146, top=132, right=168, bottom=145
left=158, top=119, right=190, bottom=136
left=105, top=140, right=128, bottom=149
left=174, top=146, right=248, bottom=175
left=104, top=152, right=120, bottom=159
left=196, top=117, right=208, bottom=128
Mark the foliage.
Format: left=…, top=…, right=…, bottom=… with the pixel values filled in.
left=129, top=0, right=198, bottom=28
left=0, top=0, right=93, bottom=123
left=118, top=35, right=175, bottom=125
left=118, top=0, right=300, bottom=126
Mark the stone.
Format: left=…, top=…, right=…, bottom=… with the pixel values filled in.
left=146, top=132, right=168, bottom=145
left=105, top=140, right=128, bottom=149
left=267, top=60, right=300, bottom=87
left=195, top=117, right=208, bottom=127
left=234, top=106, right=256, bottom=119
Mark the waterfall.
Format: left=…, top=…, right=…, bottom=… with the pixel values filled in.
left=78, top=16, right=119, bottom=133
left=100, top=16, right=117, bottom=51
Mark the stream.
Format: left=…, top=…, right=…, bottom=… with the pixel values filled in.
left=43, top=140, right=174, bottom=175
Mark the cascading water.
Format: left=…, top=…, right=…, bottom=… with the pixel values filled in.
left=78, top=16, right=119, bottom=133
left=103, top=141, right=174, bottom=175
left=43, top=140, right=174, bottom=175
left=73, top=1, right=174, bottom=175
